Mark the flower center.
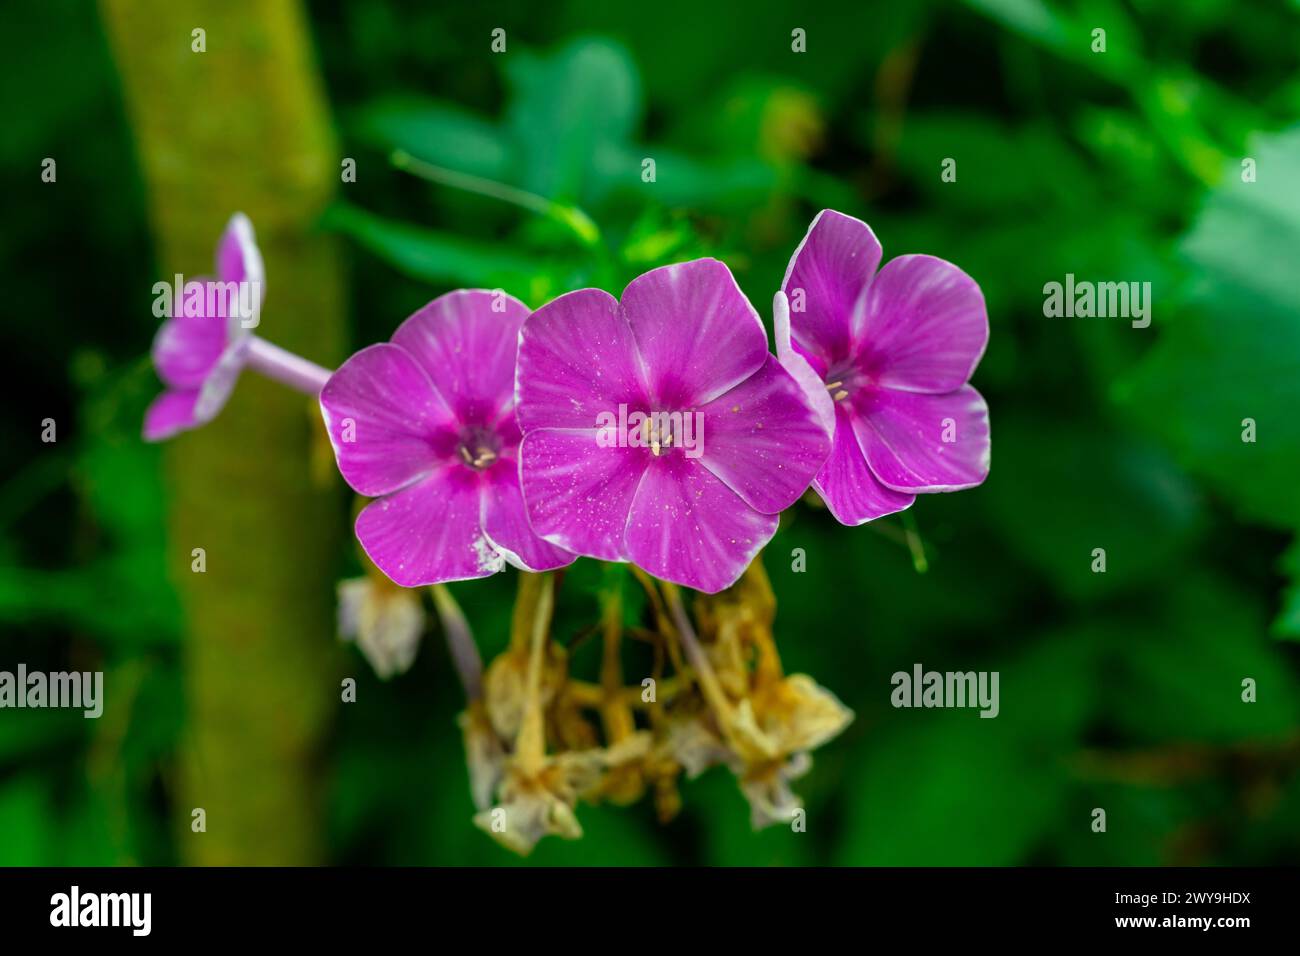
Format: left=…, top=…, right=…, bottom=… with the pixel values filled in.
left=456, top=426, right=500, bottom=471
left=824, top=363, right=865, bottom=405
left=646, top=417, right=674, bottom=456
left=594, top=405, right=706, bottom=459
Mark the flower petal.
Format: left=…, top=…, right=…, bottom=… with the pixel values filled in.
left=698, top=355, right=830, bottom=514
left=216, top=213, right=264, bottom=290
left=853, top=254, right=987, bottom=393
left=480, top=454, right=578, bottom=572
left=625, top=456, right=777, bottom=593
left=356, top=468, right=503, bottom=587
left=151, top=309, right=226, bottom=390
left=192, top=339, right=250, bottom=423
left=621, top=259, right=767, bottom=407
left=854, top=385, right=991, bottom=492
left=813, top=405, right=914, bottom=525
left=780, top=209, right=883, bottom=374
left=319, top=343, right=458, bottom=497
left=215, top=212, right=265, bottom=329
left=773, top=291, right=835, bottom=436
left=392, top=289, right=529, bottom=426
left=518, top=428, right=648, bottom=561
left=142, top=389, right=200, bottom=442
left=516, top=289, right=649, bottom=431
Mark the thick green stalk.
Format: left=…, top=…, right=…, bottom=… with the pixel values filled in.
left=100, top=0, right=345, bottom=864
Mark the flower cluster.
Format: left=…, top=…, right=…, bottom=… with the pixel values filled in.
left=144, top=209, right=989, bottom=592
left=142, top=208, right=989, bottom=852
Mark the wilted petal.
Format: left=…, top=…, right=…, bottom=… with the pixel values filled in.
left=335, top=577, right=425, bottom=679
left=664, top=716, right=733, bottom=778
left=739, top=753, right=811, bottom=830
left=756, top=673, right=855, bottom=754
left=459, top=704, right=507, bottom=812
left=625, top=456, right=778, bottom=594
left=473, top=766, right=585, bottom=856
left=698, top=356, right=830, bottom=514
left=516, top=288, right=649, bottom=431
left=813, top=405, right=914, bottom=525
left=319, top=343, right=458, bottom=497
left=142, top=389, right=200, bottom=442
left=480, top=454, right=577, bottom=572
left=337, top=578, right=368, bottom=642
left=780, top=209, right=882, bottom=374
left=355, top=467, right=503, bottom=587
left=855, top=384, right=991, bottom=492
left=621, top=259, right=768, bottom=407
left=518, top=428, right=648, bottom=561
left=392, top=289, right=529, bottom=425
left=853, top=254, right=987, bottom=393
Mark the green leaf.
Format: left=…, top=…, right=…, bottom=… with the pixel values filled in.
left=1117, top=126, right=1300, bottom=529
left=1104, top=579, right=1300, bottom=742
left=325, top=203, right=567, bottom=302
left=986, top=416, right=1202, bottom=600
left=349, top=96, right=513, bottom=181
left=1274, top=538, right=1300, bottom=640
left=0, top=776, right=54, bottom=865
left=504, top=37, right=641, bottom=204
left=836, top=635, right=1093, bottom=865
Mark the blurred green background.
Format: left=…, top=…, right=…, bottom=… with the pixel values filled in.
left=3, top=0, right=1300, bottom=865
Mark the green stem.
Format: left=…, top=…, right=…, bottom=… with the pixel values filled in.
left=390, top=149, right=602, bottom=247
left=515, top=573, right=555, bottom=776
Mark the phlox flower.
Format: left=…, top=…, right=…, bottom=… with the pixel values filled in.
left=143, top=212, right=264, bottom=441
left=319, top=290, right=576, bottom=587
left=514, top=259, right=832, bottom=593
left=775, top=210, right=990, bottom=524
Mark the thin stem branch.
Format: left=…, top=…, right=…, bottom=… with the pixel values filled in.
left=659, top=581, right=734, bottom=727
left=429, top=584, right=482, bottom=702
left=245, top=336, right=333, bottom=394
left=630, top=566, right=687, bottom=675
left=598, top=575, right=635, bottom=743
left=514, top=572, right=554, bottom=776
left=900, top=510, right=929, bottom=574
left=390, top=149, right=601, bottom=247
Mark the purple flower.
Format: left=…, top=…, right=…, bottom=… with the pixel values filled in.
left=143, top=212, right=264, bottom=441
left=320, top=290, right=576, bottom=587
left=515, top=259, right=831, bottom=594
left=776, top=210, right=990, bottom=525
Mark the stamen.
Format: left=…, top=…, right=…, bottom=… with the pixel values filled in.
left=833, top=390, right=849, bottom=402
left=459, top=443, right=499, bottom=470
left=648, top=421, right=674, bottom=456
